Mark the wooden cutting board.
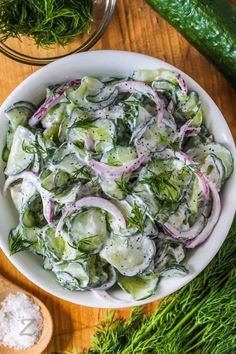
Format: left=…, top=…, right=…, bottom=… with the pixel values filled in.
left=0, top=1, right=235, bottom=353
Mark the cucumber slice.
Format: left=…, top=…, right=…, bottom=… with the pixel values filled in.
left=53, top=261, right=90, bottom=290
left=70, top=143, right=93, bottom=163
left=100, top=235, right=156, bottom=276
left=68, top=118, right=116, bottom=153
left=93, top=265, right=117, bottom=290
left=155, top=240, right=186, bottom=272
left=53, top=184, right=82, bottom=204
left=54, top=271, right=81, bottom=291
left=66, top=76, right=118, bottom=111
left=53, top=255, right=113, bottom=290
left=101, top=178, right=125, bottom=200
left=165, top=203, right=191, bottom=231
left=59, top=230, right=86, bottom=261
left=68, top=208, right=108, bottom=253
left=5, top=101, right=36, bottom=129
left=108, top=200, right=139, bottom=237
left=131, top=184, right=161, bottom=222
left=133, top=69, right=178, bottom=83
left=43, top=226, right=65, bottom=261
left=85, top=255, right=109, bottom=288
left=134, top=116, right=176, bottom=156
left=186, top=176, right=204, bottom=217
left=8, top=226, right=43, bottom=256
left=10, top=179, right=36, bottom=212
left=51, top=143, right=71, bottom=164
left=42, top=103, right=70, bottom=140
left=200, top=154, right=225, bottom=190
left=118, top=272, right=159, bottom=301
left=102, top=146, right=137, bottom=166
left=160, top=264, right=189, bottom=278
left=20, top=194, right=46, bottom=228
left=41, top=102, right=67, bottom=129
left=5, top=126, right=35, bottom=176
left=187, top=143, right=233, bottom=180
left=140, top=159, right=193, bottom=203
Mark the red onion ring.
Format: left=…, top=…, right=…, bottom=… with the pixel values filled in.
left=163, top=215, right=205, bottom=241
left=88, top=155, right=147, bottom=178
left=29, top=79, right=81, bottom=126
left=176, top=74, right=188, bottom=95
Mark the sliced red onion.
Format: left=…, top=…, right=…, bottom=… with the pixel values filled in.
left=3, top=171, right=54, bottom=224
left=88, top=155, right=147, bottom=178
left=56, top=196, right=127, bottom=236
left=185, top=127, right=201, bottom=137
left=29, top=79, right=81, bottom=126
left=186, top=182, right=221, bottom=248
left=196, top=170, right=210, bottom=201
left=178, top=119, right=193, bottom=148
left=163, top=214, right=205, bottom=241
left=175, top=151, right=194, bottom=164
left=115, top=81, right=163, bottom=125
left=176, top=74, right=188, bottom=95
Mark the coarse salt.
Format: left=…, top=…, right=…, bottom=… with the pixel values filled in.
left=0, top=292, right=42, bottom=349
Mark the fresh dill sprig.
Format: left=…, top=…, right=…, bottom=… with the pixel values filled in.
left=116, top=175, right=133, bottom=195
left=8, top=229, right=36, bottom=256
left=22, top=139, right=53, bottom=156
left=0, top=0, right=93, bottom=48
left=141, top=170, right=180, bottom=202
left=127, top=203, right=147, bottom=235
left=72, top=166, right=92, bottom=181
left=76, top=218, right=236, bottom=354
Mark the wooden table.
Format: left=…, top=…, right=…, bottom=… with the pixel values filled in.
left=0, top=1, right=235, bottom=353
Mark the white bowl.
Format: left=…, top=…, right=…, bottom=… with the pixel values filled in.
left=0, top=51, right=235, bottom=308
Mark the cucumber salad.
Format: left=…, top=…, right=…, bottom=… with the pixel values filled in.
left=2, top=69, right=233, bottom=301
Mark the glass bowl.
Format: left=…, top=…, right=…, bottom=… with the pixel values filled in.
left=0, top=0, right=116, bottom=66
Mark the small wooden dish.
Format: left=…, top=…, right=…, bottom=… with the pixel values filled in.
left=0, top=274, right=53, bottom=354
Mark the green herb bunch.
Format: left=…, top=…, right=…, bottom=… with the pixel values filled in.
left=0, top=0, right=93, bottom=47
left=67, top=218, right=236, bottom=354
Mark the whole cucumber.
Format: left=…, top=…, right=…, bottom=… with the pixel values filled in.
left=146, top=0, right=236, bottom=87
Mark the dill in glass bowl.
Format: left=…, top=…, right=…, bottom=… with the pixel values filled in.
left=0, top=0, right=116, bottom=66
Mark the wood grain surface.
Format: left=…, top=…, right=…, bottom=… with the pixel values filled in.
left=0, top=1, right=235, bottom=353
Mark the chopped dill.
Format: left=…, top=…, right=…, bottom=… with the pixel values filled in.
left=127, top=203, right=146, bottom=235
left=22, top=139, right=53, bottom=156
left=0, top=0, right=93, bottom=48
left=116, top=175, right=133, bottom=195
left=141, top=170, right=180, bottom=202
left=8, top=229, right=36, bottom=256
left=72, top=166, right=92, bottom=181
